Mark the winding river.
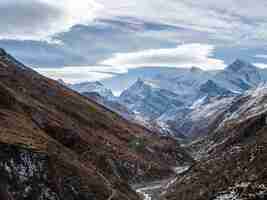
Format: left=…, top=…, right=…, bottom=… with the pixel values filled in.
left=134, top=166, right=190, bottom=200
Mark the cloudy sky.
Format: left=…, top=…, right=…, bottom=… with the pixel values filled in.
left=1, top=0, right=267, bottom=84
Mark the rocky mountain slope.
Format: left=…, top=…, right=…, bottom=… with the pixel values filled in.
left=115, top=60, right=267, bottom=139
left=162, top=85, right=267, bottom=200
left=0, top=49, right=193, bottom=200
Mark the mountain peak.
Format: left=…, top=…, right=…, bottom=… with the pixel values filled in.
left=190, top=66, right=203, bottom=73
left=134, top=78, right=160, bottom=89
left=199, top=80, right=234, bottom=97
left=136, top=77, right=144, bottom=84
left=136, top=77, right=153, bottom=84
left=94, top=81, right=104, bottom=86
left=134, top=78, right=148, bottom=86
left=0, top=48, right=7, bottom=56
left=70, top=81, right=114, bottom=99
left=226, top=59, right=256, bottom=72
left=57, top=79, right=68, bottom=86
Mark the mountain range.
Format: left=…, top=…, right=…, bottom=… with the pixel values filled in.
left=1, top=49, right=267, bottom=199
left=70, top=59, right=267, bottom=138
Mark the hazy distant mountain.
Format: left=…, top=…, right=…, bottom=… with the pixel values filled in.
left=67, top=59, right=267, bottom=139
left=101, top=67, right=217, bottom=96
left=69, top=81, right=137, bottom=120
left=70, top=81, right=115, bottom=100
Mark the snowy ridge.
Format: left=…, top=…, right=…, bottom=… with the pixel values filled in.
left=115, top=59, right=265, bottom=138
left=218, top=83, right=267, bottom=128
left=70, top=81, right=115, bottom=100
left=119, top=78, right=184, bottom=122
left=190, top=96, right=207, bottom=109
left=66, top=59, right=267, bottom=138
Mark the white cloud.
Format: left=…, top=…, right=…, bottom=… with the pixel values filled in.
left=253, top=63, right=267, bottom=69
left=100, top=43, right=226, bottom=70
left=0, top=0, right=102, bottom=41
left=2, top=0, right=267, bottom=44
left=2, top=0, right=267, bottom=47
left=34, top=66, right=126, bottom=83
left=255, top=55, right=267, bottom=59
left=2, top=0, right=267, bottom=70
left=95, top=0, right=267, bottom=43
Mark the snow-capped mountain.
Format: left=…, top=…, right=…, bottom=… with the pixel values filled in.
left=70, top=81, right=115, bottom=100
left=142, top=67, right=214, bottom=104
left=198, top=80, right=235, bottom=98
left=216, top=83, right=267, bottom=128
left=213, top=59, right=263, bottom=93
left=119, top=78, right=184, bottom=121
left=69, top=81, right=135, bottom=120
left=65, top=59, right=267, bottom=138
left=168, top=97, right=235, bottom=138
left=117, top=59, right=267, bottom=138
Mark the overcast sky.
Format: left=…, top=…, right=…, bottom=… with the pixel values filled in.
left=1, top=0, right=267, bottom=83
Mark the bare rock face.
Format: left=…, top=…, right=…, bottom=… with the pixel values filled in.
left=0, top=143, right=114, bottom=200
left=0, top=144, right=59, bottom=200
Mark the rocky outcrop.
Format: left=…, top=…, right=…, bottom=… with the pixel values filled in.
left=0, top=143, right=112, bottom=200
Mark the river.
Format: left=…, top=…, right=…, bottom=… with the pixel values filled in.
left=133, top=166, right=190, bottom=200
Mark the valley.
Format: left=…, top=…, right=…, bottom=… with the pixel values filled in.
left=66, top=55, right=267, bottom=199
left=2, top=1, right=267, bottom=200
left=134, top=166, right=190, bottom=200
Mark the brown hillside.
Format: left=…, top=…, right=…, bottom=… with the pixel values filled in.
left=0, top=49, right=192, bottom=200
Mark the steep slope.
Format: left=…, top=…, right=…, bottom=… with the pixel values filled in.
left=162, top=85, right=267, bottom=200
left=163, top=80, right=236, bottom=138
left=166, top=97, right=234, bottom=139
left=82, top=91, right=135, bottom=121
left=0, top=49, right=192, bottom=200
